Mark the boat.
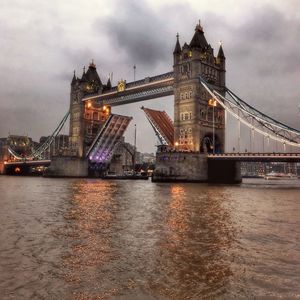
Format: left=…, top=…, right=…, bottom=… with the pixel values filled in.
left=102, top=171, right=149, bottom=180
left=264, top=172, right=298, bottom=180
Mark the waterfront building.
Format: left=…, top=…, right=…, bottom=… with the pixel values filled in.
left=0, top=135, right=37, bottom=161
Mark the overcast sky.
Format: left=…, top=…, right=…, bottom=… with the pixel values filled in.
left=1, top=0, right=300, bottom=153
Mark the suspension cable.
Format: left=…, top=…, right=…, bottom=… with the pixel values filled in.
left=199, top=77, right=300, bottom=148
left=8, top=110, right=70, bottom=160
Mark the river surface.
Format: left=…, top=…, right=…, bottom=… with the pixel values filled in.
left=0, top=176, right=299, bottom=300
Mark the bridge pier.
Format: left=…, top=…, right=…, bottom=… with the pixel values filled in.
left=44, top=157, right=88, bottom=178
left=207, top=159, right=242, bottom=184
left=153, top=152, right=208, bottom=182
left=153, top=151, right=242, bottom=183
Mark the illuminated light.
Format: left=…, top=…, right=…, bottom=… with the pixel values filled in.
left=175, top=142, right=179, bottom=147
left=188, top=50, right=192, bottom=58
left=87, top=102, right=92, bottom=108
left=208, top=98, right=217, bottom=107
left=15, top=167, right=21, bottom=173
left=103, top=105, right=107, bottom=111
left=4, top=161, right=7, bottom=165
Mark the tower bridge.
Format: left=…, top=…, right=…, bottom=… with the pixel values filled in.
left=2, top=22, right=300, bottom=182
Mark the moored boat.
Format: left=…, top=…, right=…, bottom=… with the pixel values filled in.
left=264, top=172, right=298, bottom=180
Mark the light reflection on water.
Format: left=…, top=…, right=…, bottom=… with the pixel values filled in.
left=0, top=177, right=299, bottom=299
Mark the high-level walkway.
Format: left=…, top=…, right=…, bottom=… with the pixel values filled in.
left=83, top=72, right=174, bottom=106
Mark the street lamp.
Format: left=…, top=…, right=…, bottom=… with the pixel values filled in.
left=208, top=98, right=217, bottom=154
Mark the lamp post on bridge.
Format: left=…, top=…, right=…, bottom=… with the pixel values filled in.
left=208, top=98, right=217, bottom=154
left=133, top=65, right=136, bottom=83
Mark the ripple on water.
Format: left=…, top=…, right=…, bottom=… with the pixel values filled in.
left=0, top=177, right=299, bottom=299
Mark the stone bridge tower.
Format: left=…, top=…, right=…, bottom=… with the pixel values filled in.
left=173, top=22, right=226, bottom=153
left=69, top=62, right=111, bottom=157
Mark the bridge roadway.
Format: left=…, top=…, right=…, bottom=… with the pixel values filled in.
left=83, top=71, right=174, bottom=106
left=4, top=153, right=300, bottom=167
left=207, top=153, right=300, bottom=163
left=4, top=160, right=51, bottom=166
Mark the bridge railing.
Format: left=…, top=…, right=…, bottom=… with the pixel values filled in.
left=207, top=153, right=300, bottom=157
left=83, top=72, right=174, bottom=103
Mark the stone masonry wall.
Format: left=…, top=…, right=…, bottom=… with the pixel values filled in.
left=153, top=152, right=208, bottom=182
left=45, top=157, right=88, bottom=177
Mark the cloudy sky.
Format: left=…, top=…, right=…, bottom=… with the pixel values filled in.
left=1, top=0, right=300, bottom=153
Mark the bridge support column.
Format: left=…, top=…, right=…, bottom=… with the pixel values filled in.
left=44, top=157, right=88, bottom=178
left=153, top=152, right=208, bottom=182
left=207, top=160, right=242, bottom=184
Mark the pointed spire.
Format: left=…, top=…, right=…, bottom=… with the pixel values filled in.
left=106, top=77, right=112, bottom=89
left=182, top=42, right=189, bottom=49
left=89, top=59, right=96, bottom=68
left=71, top=70, right=76, bottom=85
left=190, top=21, right=208, bottom=49
left=173, top=33, right=181, bottom=54
left=217, top=41, right=225, bottom=59
left=195, top=20, right=203, bottom=32
left=86, top=60, right=102, bottom=85
left=81, top=66, right=87, bottom=82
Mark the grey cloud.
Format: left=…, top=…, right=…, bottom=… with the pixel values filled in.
left=1, top=1, right=300, bottom=153
left=96, top=1, right=168, bottom=67
left=93, top=1, right=198, bottom=71
left=227, top=6, right=300, bottom=76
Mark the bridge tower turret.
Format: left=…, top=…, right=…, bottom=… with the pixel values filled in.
left=173, top=22, right=226, bottom=153
left=217, top=43, right=226, bottom=88
left=173, top=33, right=181, bottom=65
left=69, top=62, right=104, bottom=157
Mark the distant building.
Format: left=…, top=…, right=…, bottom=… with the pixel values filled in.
left=0, top=138, right=8, bottom=162
left=39, top=134, right=69, bottom=158
left=140, top=152, right=156, bottom=164
left=241, top=162, right=265, bottom=177
left=0, top=135, right=38, bottom=161
left=110, top=137, right=137, bottom=173
left=241, top=162, right=298, bottom=177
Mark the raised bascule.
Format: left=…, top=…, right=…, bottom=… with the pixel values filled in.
left=2, top=22, right=300, bottom=181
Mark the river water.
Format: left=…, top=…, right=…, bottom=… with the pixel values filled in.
left=0, top=176, right=299, bottom=300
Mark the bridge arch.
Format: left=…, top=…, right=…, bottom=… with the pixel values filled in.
left=201, top=133, right=221, bottom=154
